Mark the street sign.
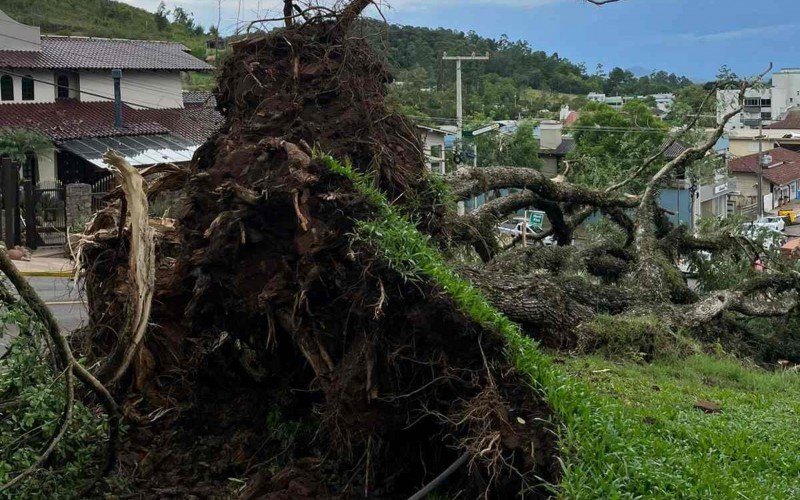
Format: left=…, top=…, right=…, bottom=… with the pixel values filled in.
left=528, top=210, right=545, bottom=230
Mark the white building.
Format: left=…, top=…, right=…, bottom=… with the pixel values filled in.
left=585, top=92, right=674, bottom=115
left=0, top=9, right=217, bottom=184
left=416, top=125, right=449, bottom=174
left=717, top=68, right=800, bottom=131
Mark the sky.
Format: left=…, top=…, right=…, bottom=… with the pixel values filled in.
left=119, top=0, right=799, bottom=81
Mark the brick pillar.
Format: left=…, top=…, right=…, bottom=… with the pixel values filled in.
left=65, top=183, right=92, bottom=231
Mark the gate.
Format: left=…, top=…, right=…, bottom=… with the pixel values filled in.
left=0, top=157, right=20, bottom=247
left=25, top=179, right=67, bottom=249
left=91, top=174, right=115, bottom=212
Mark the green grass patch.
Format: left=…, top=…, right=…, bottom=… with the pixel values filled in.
left=562, top=354, right=800, bottom=498
left=322, top=155, right=800, bottom=498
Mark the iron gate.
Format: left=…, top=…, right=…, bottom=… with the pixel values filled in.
left=25, top=179, right=67, bottom=248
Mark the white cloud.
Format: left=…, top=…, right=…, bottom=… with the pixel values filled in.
left=674, top=23, right=799, bottom=43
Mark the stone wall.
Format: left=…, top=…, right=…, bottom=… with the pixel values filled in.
left=65, top=183, right=92, bottom=231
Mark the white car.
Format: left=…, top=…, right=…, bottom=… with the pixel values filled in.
left=741, top=224, right=787, bottom=250
left=496, top=219, right=565, bottom=247
left=753, top=216, right=786, bottom=232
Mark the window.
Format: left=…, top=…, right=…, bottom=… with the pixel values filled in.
left=21, top=75, right=34, bottom=101
left=761, top=112, right=772, bottom=120
left=744, top=97, right=761, bottom=106
left=0, top=75, right=13, bottom=101
left=761, top=98, right=771, bottom=106
left=56, top=74, right=69, bottom=100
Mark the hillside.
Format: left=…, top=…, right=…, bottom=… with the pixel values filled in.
left=0, top=0, right=207, bottom=56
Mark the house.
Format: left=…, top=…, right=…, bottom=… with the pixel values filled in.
left=726, top=110, right=800, bottom=157
left=659, top=140, right=734, bottom=229
left=417, top=125, right=449, bottom=174
left=728, top=147, right=800, bottom=213
left=537, top=121, right=575, bottom=177
left=0, top=9, right=220, bottom=184
left=717, top=68, right=800, bottom=131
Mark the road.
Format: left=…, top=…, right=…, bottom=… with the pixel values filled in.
left=0, top=277, right=87, bottom=355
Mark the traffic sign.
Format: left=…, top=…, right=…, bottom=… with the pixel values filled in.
left=528, top=210, right=545, bottom=230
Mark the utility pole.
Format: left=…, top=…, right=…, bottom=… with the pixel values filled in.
left=757, top=119, right=764, bottom=218
left=442, top=52, right=489, bottom=162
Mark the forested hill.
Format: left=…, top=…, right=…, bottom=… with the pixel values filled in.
left=364, top=21, right=694, bottom=97
left=0, top=0, right=693, bottom=99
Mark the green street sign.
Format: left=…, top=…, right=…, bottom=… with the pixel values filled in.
left=528, top=210, right=545, bottom=230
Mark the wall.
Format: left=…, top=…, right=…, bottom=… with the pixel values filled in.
left=540, top=156, right=558, bottom=178
left=0, top=70, right=55, bottom=104
left=419, top=129, right=446, bottom=174
left=79, top=70, right=184, bottom=109
left=658, top=188, right=691, bottom=227
left=717, top=88, right=771, bottom=130
left=37, top=147, right=57, bottom=181
left=772, top=69, right=800, bottom=119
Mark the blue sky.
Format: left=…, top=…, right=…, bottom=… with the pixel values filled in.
left=121, top=0, right=798, bottom=81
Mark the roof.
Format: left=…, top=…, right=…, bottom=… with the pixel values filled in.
left=61, top=134, right=198, bottom=168
left=183, top=91, right=217, bottom=106
left=660, top=139, right=688, bottom=160
left=563, top=111, right=580, bottom=127
left=728, top=147, right=800, bottom=186
left=767, top=110, right=800, bottom=130
left=0, top=100, right=222, bottom=144
left=539, top=136, right=575, bottom=157
left=0, top=36, right=212, bottom=71
left=416, top=124, right=450, bottom=136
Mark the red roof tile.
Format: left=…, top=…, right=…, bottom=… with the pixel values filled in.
left=0, top=100, right=222, bottom=144
left=728, top=147, right=800, bottom=186
left=766, top=110, right=800, bottom=130
left=563, top=111, right=580, bottom=127
left=728, top=147, right=800, bottom=174
left=0, top=36, right=212, bottom=71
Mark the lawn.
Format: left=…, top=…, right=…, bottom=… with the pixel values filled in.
left=558, top=354, right=800, bottom=499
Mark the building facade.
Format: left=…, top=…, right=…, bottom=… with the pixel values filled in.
left=717, top=68, right=800, bottom=131
left=0, top=9, right=217, bottom=184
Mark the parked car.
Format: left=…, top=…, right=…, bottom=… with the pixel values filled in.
left=753, top=216, right=786, bottom=232
left=496, top=218, right=566, bottom=247
left=741, top=224, right=787, bottom=250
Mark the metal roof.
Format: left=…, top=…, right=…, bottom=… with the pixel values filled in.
left=60, top=134, right=197, bottom=168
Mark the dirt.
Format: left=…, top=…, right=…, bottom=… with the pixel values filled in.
left=76, top=19, right=558, bottom=499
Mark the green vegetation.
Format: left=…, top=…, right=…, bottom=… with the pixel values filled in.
left=568, top=100, right=668, bottom=188
left=325, top=154, right=800, bottom=498
left=0, top=130, right=51, bottom=162
left=563, top=354, right=800, bottom=499
left=472, top=121, right=543, bottom=169
left=0, top=307, right=110, bottom=498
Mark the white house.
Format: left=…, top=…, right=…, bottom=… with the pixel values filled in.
left=417, top=125, right=449, bottom=174
left=0, top=9, right=219, bottom=184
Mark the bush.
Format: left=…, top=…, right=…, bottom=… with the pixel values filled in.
left=576, top=314, right=698, bottom=361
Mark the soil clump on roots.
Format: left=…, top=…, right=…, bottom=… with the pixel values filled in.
left=77, top=20, right=558, bottom=499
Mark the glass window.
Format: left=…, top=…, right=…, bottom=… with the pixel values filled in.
left=21, top=75, right=34, bottom=101
left=0, top=75, right=13, bottom=101
left=56, top=74, right=69, bottom=100
left=23, top=152, right=38, bottom=184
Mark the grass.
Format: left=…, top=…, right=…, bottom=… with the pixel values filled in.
left=562, top=354, right=800, bottom=499
left=323, top=155, right=800, bottom=499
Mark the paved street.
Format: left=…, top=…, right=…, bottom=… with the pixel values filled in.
left=0, top=277, right=86, bottom=355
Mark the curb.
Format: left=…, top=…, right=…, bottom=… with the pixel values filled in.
left=18, top=271, right=75, bottom=278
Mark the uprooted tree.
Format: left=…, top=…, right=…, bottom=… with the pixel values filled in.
left=2, top=0, right=799, bottom=498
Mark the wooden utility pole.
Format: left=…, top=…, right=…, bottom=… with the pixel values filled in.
left=442, top=52, right=489, bottom=163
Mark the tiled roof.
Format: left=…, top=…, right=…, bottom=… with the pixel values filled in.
left=182, top=91, right=216, bottom=106
left=728, top=147, right=800, bottom=186
left=728, top=147, right=800, bottom=174
left=540, top=136, right=575, bottom=156
left=660, top=139, right=688, bottom=160
left=0, top=36, right=212, bottom=71
left=563, top=111, right=580, bottom=127
left=0, top=100, right=222, bottom=144
left=766, top=110, right=800, bottom=130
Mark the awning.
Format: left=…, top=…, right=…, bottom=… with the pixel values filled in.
left=59, top=134, right=198, bottom=168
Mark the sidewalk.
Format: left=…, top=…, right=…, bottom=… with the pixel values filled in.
left=12, top=247, right=75, bottom=277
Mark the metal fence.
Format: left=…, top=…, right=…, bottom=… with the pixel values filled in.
left=91, top=174, right=116, bottom=212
